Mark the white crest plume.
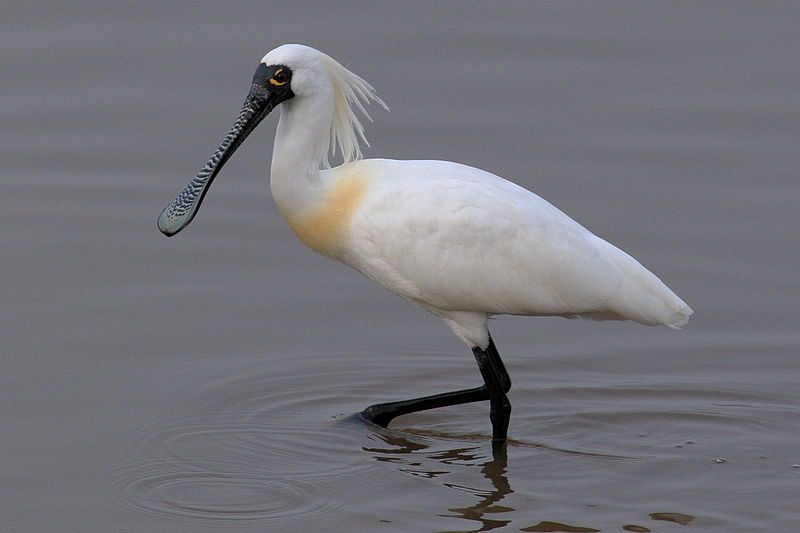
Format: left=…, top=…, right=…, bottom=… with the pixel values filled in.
left=317, top=52, right=389, bottom=168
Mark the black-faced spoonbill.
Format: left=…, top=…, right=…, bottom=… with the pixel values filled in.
left=158, top=44, right=692, bottom=447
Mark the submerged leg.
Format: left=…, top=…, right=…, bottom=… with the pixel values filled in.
left=473, top=338, right=512, bottom=444
left=361, top=335, right=512, bottom=443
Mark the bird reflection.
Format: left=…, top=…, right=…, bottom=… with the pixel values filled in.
left=364, top=431, right=514, bottom=532
left=444, top=446, right=513, bottom=532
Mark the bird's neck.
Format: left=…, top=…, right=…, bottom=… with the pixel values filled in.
left=269, top=92, right=334, bottom=218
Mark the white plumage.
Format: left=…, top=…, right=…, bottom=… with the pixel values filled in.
left=261, top=44, right=692, bottom=349
left=159, top=44, right=692, bottom=442
left=336, top=159, right=690, bottom=345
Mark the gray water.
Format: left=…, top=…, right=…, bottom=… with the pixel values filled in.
left=2, top=2, right=799, bottom=531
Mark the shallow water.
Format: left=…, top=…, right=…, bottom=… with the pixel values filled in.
left=2, top=2, right=799, bottom=531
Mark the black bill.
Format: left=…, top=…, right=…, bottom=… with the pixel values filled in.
left=157, top=83, right=274, bottom=237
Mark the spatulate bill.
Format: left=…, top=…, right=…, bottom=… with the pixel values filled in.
left=157, top=84, right=272, bottom=237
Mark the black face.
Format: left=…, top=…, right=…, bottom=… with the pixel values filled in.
left=252, top=63, right=294, bottom=99
left=157, top=63, right=295, bottom=237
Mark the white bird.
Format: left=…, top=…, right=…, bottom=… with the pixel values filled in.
left=158, top=44, right=692, bottom=446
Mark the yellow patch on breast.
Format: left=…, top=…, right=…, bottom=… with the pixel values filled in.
left=286, top=173, right=367, bottom=256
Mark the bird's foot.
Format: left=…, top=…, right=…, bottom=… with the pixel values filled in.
left=491, top=436, right=508, bottom=453
left=360, top=404, right=395, bottom=428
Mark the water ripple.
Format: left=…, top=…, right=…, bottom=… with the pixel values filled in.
left=110, top=460, right=339, bottom=522
left=108, top=355, right=378, bottom=523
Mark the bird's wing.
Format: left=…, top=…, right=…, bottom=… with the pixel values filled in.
left=344, top=159, right=628, bottom=318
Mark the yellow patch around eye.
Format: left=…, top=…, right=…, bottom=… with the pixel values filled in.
left=269, top=69, right=287, bottom=86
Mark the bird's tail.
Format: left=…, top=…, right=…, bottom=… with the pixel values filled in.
left=601, top=241, right=693, bottom=328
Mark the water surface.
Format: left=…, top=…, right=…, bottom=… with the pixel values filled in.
left=2, top=2, right=799, bottom=531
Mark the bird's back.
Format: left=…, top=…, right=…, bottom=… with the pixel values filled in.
left=328, top=158, right=692, bottom=328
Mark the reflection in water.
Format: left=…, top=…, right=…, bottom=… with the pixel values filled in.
left=364, top=431, right=514, bottom=532
left=443, top=446, right=513, bottom=532
left=649, top=512, right=695, bottom=526
left=364, top=428, right=612, bottom=533
left=520, top=520, right=599, bottom=532
left=364, top=426, right=656, bottom=532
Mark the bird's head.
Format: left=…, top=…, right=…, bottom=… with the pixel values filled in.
left=157, top=44, right=385, bottom=237
left=259, top=44, right=326, bottom=100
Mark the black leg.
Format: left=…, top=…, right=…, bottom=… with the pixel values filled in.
left=361, top=335, right=512, bottom=444
left=472, top=342, right=512, bottom=446
left=361, top=385, right=489, bottom=427
left=486, top=336, right=511, bottom=393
